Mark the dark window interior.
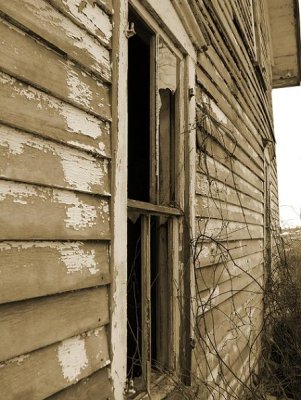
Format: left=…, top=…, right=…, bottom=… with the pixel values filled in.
left=128, top=9, right=152, bottom=202
left=127, top=8, right=172, bottom=387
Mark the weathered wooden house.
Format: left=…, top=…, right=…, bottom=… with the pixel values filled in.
left=0, top=0, right=300, bottom=399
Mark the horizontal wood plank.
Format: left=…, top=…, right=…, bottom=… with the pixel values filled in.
left=196, top=156, right=263, bottom=202
left=195, top=218, right=264, bottom=242
left=0, top=72, right=111, bottom=157
left=48, top=0, right=112, bottom=47
left=196, top=195, right=263, bottom=225
left=0, top=241, right=110, bottom=304
left=194, top=238, right=263, bottom=269
left=197, top=262, right=263, bottom=313
left=0, top=0, right=111, bottom=81
left=195, top=251, right=264, bottom=292
left=0, top=18, right=111, bottom=120
left=196, top=172, right=263, bottom=213
left=0, top=287, right=109, bottom=362
left=94, top=0, right=113, bottom=15
left=0, top=125, right=110, bottom=195
left=47, top=367, right=113, bottom=400
left=0, top=180, right=110, bottom=240
left=0, top=327, right=110, bottom=400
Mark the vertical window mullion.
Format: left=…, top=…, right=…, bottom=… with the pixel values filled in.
left=141, top=214, right=151, bottom=392
left=150, top=34, right=159, bottom=204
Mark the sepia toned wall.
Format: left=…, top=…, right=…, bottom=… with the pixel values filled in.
left=0, top=0, right=114, bottom=398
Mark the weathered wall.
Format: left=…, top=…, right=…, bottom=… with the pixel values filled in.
left=0, top=0, right=114, bottom=398
left=191, top=0, right=278, bottom=397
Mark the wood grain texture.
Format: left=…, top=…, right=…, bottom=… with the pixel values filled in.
left=0, top=180, right=110, bottom=240
left=196, top=155, right=263, bottom=203
left=0, top=125, right=110, bottom=195
left=0, top=18, right=111, bottom=120
left=196, top=173, right=263, bottom=214
left=196, top=251, right=264, bottom=293
left=0, top=327, right=110, bottom=400
left=0, top=287, right=109, bottom=362
left=196, top=195, right=263, bottom=225
left=195, top=218, right=264, bottom=242
left=195, top=238, right=263, bottom=269
left=197, top=262, right=263, bottom=313
left=48, top=0, right=112, bottom=48
left=0, top=241, right=110, bottom=304
left=47, top=367, right=113, bottom=400
left=0, top=0, right=111, bottom=81
left=0, top=72, right=111, bottom=157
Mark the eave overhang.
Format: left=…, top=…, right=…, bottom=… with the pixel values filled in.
left=268, top=0, right=301, bottom=88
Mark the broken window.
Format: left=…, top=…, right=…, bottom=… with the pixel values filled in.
left=127, top=6, right=183, bottom=397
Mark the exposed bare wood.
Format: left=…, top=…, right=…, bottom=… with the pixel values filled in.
left=0, top=241, right=110, bottom=304
left=195, top=238, right=264, bottom=269
left=196, top=195, right=264, bottom=225
left=0, top=72, right=111, bottom=157
left=0, top=328, right=110, bottom=400
left=46, top=367, right=113, bottom=400
left=0, top=125, right=110, bottom=195
left=196, top=173, right=263, bottom=214
left=0, top=18, right=111, bottom=120
left=195, top=219, right=264, bottom=242
left=0, top=180, right=110, bottom=240
left=0, top=0, right=111, bottom=82
left=0, top=287, right=109, bottom=362
left=47, top=0, right=112, bottom=48
left=141, top=215, right=151, bottom=393
left=110, top=0, right=128, bottom=396
left=128, top=199, right=183, bottom=216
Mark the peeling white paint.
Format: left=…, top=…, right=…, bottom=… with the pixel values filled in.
left=57, top=335, right=88, bottom=383
left=60, top=244, right=99, bottom=275
left=210, top=101, right=228, bottom=125
left=0, top=181, right=41, bottom=203
left=0, top=129, right=24, bottom=155
left=158, top=41, right=177, bottom=92
left=0, top=126, right=108, bottom=192
left=54, top=190, right=97, bottom=230
left=60, top=0, right=112, bottom=44
left=60, top=153, right=104, bottom=191
left=66, top=68, right=93, bottom=109
left=61, top=104, right=103, bottom=140
left=0, top=354, right=30, bottom=369
left=199, top=285, right=220, bottom=313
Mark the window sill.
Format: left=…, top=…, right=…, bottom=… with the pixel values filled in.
left=127, top=374, right=176, bottom=400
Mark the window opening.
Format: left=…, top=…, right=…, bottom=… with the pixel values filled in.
left=127, top=7, right=181, bottom=397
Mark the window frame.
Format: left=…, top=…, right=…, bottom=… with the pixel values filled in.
left=110, top=0, right=197, bottom=397
left=126, top=6, right=185, bottom=395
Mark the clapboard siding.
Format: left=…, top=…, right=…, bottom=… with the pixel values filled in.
left=0, top=0, right=111, bottom=82
left=0, top=287, right=109, bottom=363
left=0, top=72, right=111, bottom=157
left=0, top=327, right=110, bottom=400
left=196, top=173, right=264, bottom=213
left=196, top=196, right=264, bottom=225
left=194, top=0, right=275, bottom=395
left=195, top=239, right=264, bottom=269
left=0, top=0, right=114, bottom=397
left=47, top=367, right=113, bottom=400
left=0, top=180, right=110, bottom=240
left=47, top=0, right=112, bottom=48
left=0, top=18, right=111, bottom=121
left=195, top=251, right=264, bottom=291
left=0, top=241, right=110, bottom=304
left=0, top=125, right=110, bottom=195
left=196, top=158, right=264, bottom=203
left=196, top=218, right=264, bottom=242
left=194, top=285, right=263, bottom=390
left=197, top=262, right=263, bottom=312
